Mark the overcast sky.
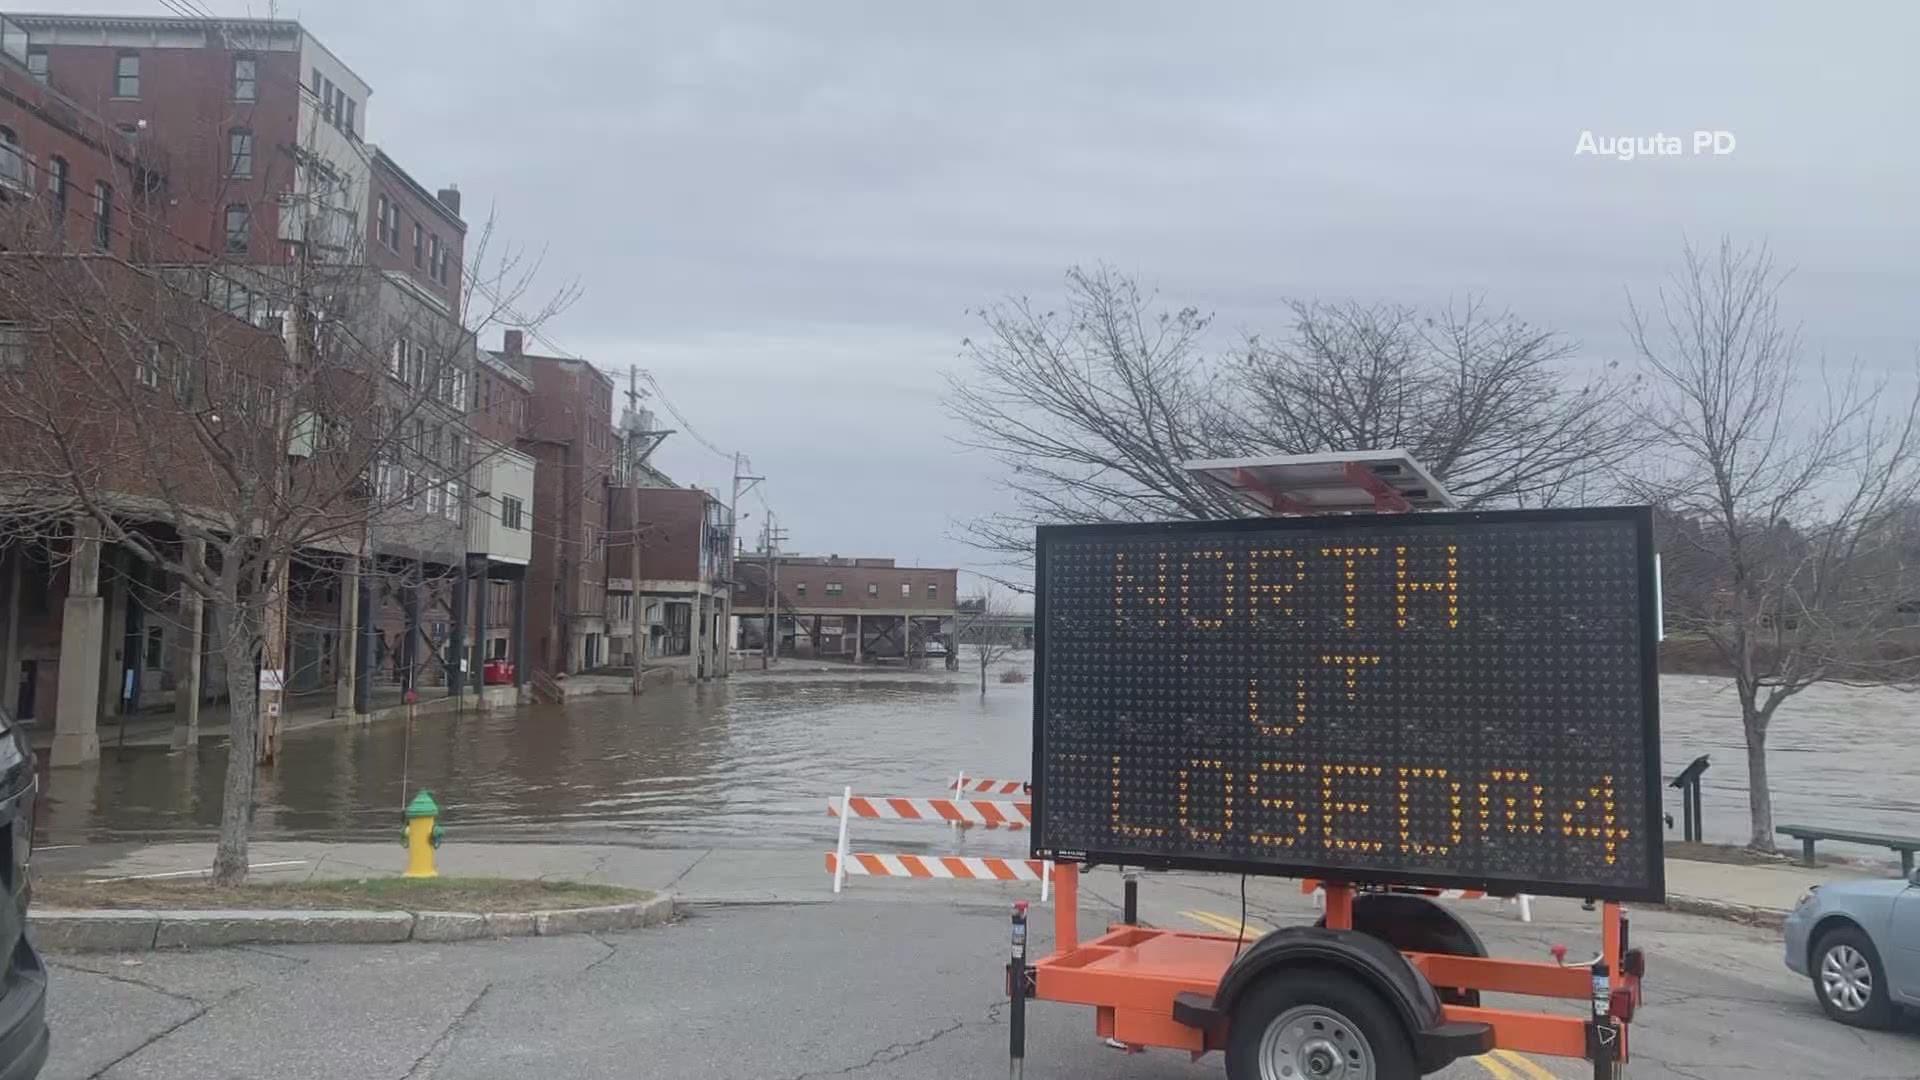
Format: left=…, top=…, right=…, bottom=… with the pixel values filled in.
left=38, top=2, right=1920, bottom=593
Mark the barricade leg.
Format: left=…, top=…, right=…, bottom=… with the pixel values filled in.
left=833, top=785, right=852, bottom=894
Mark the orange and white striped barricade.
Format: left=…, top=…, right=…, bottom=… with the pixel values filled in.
left=949, top=772, right=1031, bottom=797
left=827, top=785, right=1051, bottom=899
left=825, top=852, right=1051, bottom=882
left=829, top=793, right=1032, bottom=829
left=1301, top=879, right=1534, bottom=923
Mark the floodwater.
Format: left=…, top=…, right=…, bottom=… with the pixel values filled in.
left=34, top=662, right=1920, bottom=862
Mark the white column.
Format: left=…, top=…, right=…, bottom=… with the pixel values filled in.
left=52, top=520, right=104, bottom=766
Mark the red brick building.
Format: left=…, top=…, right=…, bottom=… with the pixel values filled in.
left=366, top=147, right=462, bottom=307
left=733, top=556, right=958, bottom=661
left=0, top=18, right=139, bottom=256
left=10, top=13, right=358, bottom=264
left=495, top=330, right=616, bottom=675
left=608, top=485, right=726, bottom=674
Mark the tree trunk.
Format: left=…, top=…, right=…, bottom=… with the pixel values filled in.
left=211, top=596, right=264, bottom=885
left=1742, top=712, right=1774, bottom=853
left=979, top=659, right=988, bottom=696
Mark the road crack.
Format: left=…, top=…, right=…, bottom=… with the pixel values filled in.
left=784, top=1018, right=966, bottom=1080
left=49, top=959, right=206, bottom=1006
left=398, top=982, right=493, bottom=1080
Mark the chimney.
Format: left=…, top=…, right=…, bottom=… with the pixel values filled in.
left=503, top=329, right=523, bottom=356
left=436, top=183, right=461, bottom=216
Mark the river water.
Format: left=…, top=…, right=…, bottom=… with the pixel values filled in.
left=34, top=662, right=1920, bottom=863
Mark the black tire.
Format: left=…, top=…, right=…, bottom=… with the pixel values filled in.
left=1316, top=893, right=1484, bottom=1008
left=1811, top=926, right=1895, bottom=1029
left=1225, top=967, right=1418, bottom=1080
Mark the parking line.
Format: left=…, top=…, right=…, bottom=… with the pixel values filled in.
left=1182, top=909, right=1267, bottom=939
left=1474, top=1053, right=1523, bottom=1080
left=1491, top=1049, right=1560, bottom=1080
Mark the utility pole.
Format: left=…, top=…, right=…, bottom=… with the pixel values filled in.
left=761, top=514, right=787, bottom=670
left=724, top=453, right=761, bottom=677
left=626, top=366, right=643, bottom=696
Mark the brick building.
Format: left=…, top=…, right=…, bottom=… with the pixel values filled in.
left=607, top=485, right=726, bottom=676
left=0, top=13, right=528, bottom=764
left=0, top=17, right=139, bottom=256
left=0, top=255, right=299, bottom=763
left=11, top=13, right=367, bottom=263
left=732, top=556, right=957, bottom=661
left=495, top=330, right=616, bottom=676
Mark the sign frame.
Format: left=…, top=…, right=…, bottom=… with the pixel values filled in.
left=1030, top=505, right=1665, bottom=903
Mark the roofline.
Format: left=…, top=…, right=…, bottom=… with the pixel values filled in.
left=369, top=146, right=464, bottom=232
left=8, top=12, right=302, bottom=34
left=10, top=12, right=370, bottom=94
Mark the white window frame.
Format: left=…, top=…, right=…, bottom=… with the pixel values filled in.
left=0, top=323, right=29, bottom=369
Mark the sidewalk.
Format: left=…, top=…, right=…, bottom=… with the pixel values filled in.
left=34, top=840, right=1889, bottom=916
left=26, top=685, right=499, bottom=752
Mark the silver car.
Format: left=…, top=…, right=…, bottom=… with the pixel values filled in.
left=1784, top=868, right=1920, bottom=1028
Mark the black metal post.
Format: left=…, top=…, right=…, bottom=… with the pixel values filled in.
left=1690, top=783, right=1704, bottom=843
left=1009, top=899, right=1029, bottom=1080
left=447, top=561, right=467, bottom=700
left=1587, top=959, right=1619, bottom=1079
left=1122, top=869, right=1139, bottom=925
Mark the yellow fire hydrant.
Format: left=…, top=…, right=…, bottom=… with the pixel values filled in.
left=402, top=790, right=445, bottom=878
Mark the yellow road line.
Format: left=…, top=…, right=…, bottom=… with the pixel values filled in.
left=1474, top=1053, right=1524, bottom=1080
left=1492, top=1049, right=1560, bottom=1080
left=1180, top=909, right=1266, bottom=939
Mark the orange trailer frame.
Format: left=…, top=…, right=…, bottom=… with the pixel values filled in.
left=1020, top=864, right=1642, bottom=1078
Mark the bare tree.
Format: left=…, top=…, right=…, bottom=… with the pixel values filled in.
left=1238, top=297, right=1637, bottom=507
left=947, top=268, right=1638, bottom=579
left=1629, top=238, right=1920, bottom=851
left=0, top=145, right=568, bottom=883
left=953, top=588, right=1022, bottom=695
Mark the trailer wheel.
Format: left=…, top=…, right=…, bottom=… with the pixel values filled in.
left=1224, top=968, right=1416, bottom=1080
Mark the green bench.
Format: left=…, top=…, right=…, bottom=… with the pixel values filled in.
left=1776, top=824, right=1920, bottom=877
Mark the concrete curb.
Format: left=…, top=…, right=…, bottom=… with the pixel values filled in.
left=31, top=893, right=678, bottom=952
left=1661, top=894, right=1788, bottom=930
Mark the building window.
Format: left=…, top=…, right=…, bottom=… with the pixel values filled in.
left=26, top=48, right=46, bottom=84
left=867, top=583, right=879, bottom=598
left=428, top=234, right=443, bottom=283
left=0, top=323, right=27, bottom=369
left=375, top=195, right=390, bottom=246
left=900, top=582, right=911, bottom=598
left=443, top=478, right=462, bottom=520
left=411, top=342, right=428, bottom=388
left=412, top=223, right=423, bottom=268
left=826, top=582, right=843, bottom=597
left=115, top=52, right=140, bottom=98
left=384, top=199, right=400, bottom=251
left=233, top=55, right=256, bottom=100
left=136, top=343, right=160, bottom=389
left=795, top=582, right=807, bottom=598
left=145, top=626, right=164, bottom=670
left=926, top=583, right=938, bottom=600
left=228, top=128, right=253, bottom=177
left=0, top=128, right=23, bottom=189
left=388, top=338, right=406, bottom=381
left=47, top=156, right=67, bottom=219
left=319, top=74, right=335, bottom=123
left=342, top=97, right=356, bottom=137
left=92, top=182, right=112, bottom=250
left=500, top=495, right=523, bottom=530
left=225, top=204, right=250, bottom=253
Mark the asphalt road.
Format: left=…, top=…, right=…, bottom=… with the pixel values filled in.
left=39, top=875, right=1920, bottom=1079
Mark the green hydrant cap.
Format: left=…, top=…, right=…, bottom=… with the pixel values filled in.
left=406, top=790, right=441, bottom=818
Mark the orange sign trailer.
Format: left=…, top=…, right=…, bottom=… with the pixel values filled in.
left=1005, top=452, right=1650, bottom=1079
left=1008, top=867, right=1643, bottom=1078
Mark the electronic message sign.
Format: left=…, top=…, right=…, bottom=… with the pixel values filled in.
left=1031, top=507, right=1663, bottom=902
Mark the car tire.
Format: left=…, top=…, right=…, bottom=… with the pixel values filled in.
left=1224, top=968, right=1416, bottom=1080
left=1811, top=925, right=1895, bottom=1029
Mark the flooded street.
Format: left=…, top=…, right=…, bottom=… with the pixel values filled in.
left=35, top=662, right=1920, bottom=864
